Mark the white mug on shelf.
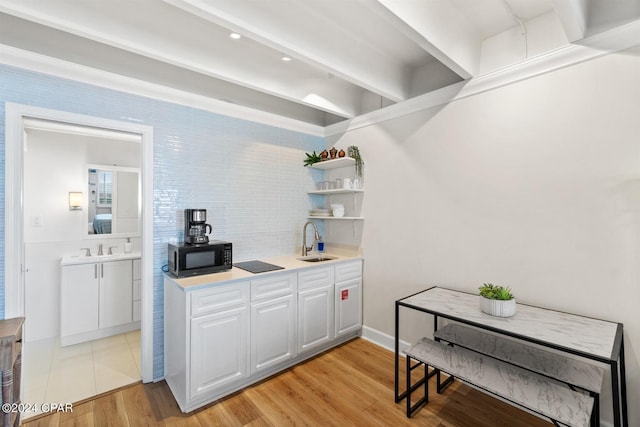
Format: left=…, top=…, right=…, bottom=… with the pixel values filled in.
left=352, top=178, right=360, bottom=189
left=342, top=178, right=352, bottom=189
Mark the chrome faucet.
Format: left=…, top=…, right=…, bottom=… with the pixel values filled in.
left=97, top=243, right=104, bottom=256
left=80, top=247, right=92, bottom=257
left=302, top=221, right=320, bottom=256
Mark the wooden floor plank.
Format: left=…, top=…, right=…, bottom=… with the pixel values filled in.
left=194, top=399, right=239, bottom=427
left=93, top=392, right=130, bottom=427
left=23, top=338, right=551, bottom=427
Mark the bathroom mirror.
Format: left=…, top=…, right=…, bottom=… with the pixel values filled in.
left=87, top=164, right=140, bottom=237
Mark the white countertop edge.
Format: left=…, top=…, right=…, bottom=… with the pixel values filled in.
left=61, top=252, right=142, bottom=266
left=165, top=253, right=363, bottom=291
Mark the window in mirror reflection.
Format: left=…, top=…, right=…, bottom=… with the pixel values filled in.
left=89, top=168, right=113, bottom=234
left=88, top=166, right=140, bottom=236
left=97, top=170, right=113, bottom=206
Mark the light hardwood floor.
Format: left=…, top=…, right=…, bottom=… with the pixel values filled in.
left=23, top=338, right=550, bottom=426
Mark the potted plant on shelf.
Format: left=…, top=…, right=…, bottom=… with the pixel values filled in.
left=347, top=145, right=364, bottom=178
left=478, top=283, right=516, bottom=317
left=303, top=151, right=322, bottom=167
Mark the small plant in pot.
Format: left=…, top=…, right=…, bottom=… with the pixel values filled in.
left=347, top=145, right=364, bottom=178
left=478, top=283, right=516, bottom=317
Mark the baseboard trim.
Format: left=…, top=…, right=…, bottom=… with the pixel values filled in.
left=360, top=325, right=410, bottom=354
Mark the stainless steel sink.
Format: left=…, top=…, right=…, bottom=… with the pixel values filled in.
left=296, top=255, right=337, bottom=262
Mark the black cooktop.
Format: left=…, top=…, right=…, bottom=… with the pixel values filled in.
left=233, top=260, right=284, bottom=274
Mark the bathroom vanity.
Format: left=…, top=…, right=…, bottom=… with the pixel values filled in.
left=60, top=254, right=141, bottom=346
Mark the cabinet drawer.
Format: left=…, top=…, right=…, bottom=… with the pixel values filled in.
left=335, top=260, right=362, bottom=282
left=133, top=258, right=141, bottom=281
left=298, top=266, right=334, bottom=290
left=191, top=281, right=250, bottom=317
left=133, top=279, right=141, bottom=301
left=251, top=273, right=296, bottom=302
left=133, top=300, right=141, bottom=322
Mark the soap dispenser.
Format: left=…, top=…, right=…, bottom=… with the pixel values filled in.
left=317, top=236, right=324, bottom=253
left=124, top=237, right=132, bottom=254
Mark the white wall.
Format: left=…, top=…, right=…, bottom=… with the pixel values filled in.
left=329, top=50, right=640, bottom=426
left=23, top=129, right=141, bottom=340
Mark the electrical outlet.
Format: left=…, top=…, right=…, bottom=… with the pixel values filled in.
left=30, top=215, right=43, bottom=227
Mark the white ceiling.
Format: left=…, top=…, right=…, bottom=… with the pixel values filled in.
left=1, top=0, right=639, bottom=127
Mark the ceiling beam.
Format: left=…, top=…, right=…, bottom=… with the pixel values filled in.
left=552, top=0, right=589, bottom=42
left=375, top=0, right=478, bottom=79
left=0, top=0, right=361, bottom=118
left=163, top=0, right=409, bottom=102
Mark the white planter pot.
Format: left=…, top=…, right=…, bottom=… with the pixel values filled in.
left=479, top=296, right=517, bottom=318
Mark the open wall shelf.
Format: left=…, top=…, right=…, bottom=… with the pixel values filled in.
left=308, top=157, right=355, bottom=170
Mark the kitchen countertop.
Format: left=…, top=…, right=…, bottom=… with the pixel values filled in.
left=60, top=252, right=142, bottom=266
left=166, top=252, right=363, bottom=290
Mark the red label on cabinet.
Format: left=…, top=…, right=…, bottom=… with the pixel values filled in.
left=341, top=289, right=349, bottom=300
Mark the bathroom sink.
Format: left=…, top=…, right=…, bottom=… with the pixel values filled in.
left=296, top=255, right=337, bottom=262
left=60, top=252, right=141, bottom=266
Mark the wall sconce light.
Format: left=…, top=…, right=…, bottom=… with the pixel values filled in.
left=69, top=192, right=83, bottom=210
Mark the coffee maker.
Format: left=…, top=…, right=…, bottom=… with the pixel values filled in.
left=184, top=209, right=212, bottom=245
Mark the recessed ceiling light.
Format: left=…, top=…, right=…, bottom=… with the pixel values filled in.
left=281, top=56, right=292, bottom=62
left=230, top=33, right=241, bottom=40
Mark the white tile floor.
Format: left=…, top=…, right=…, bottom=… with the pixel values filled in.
left=22, top=330, right=141, bottom=420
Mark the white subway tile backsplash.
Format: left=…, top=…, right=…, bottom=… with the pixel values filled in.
left=0, top=64, right=325, bottom=380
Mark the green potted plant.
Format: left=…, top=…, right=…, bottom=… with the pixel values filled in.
left=478, top=283, right=516, bottom=317
left=303, top=151, right=322, bottom=167
left=347, top=145, right=364, bottom=178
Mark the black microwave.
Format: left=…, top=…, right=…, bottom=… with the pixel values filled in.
left=168, top=240, right=232, bottom=278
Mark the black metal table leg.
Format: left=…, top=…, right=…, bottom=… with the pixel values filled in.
left=611, top=359, right=620, bottom=427
left=395, top=300, right=403, bottom=402
left=620, top=338, right=628, bottom=426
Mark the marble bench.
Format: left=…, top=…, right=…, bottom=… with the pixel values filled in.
left=434, top=323, right=605, bottom=395
left=404, top=337, right=596, bottom=427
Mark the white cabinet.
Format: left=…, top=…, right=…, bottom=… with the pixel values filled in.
left=99, top=260, right=133, bottom=328
left=61, top=263, right=99, bottom=337
left=191, top=304, right=249, bottom=399
left=335, top=278, right=362, bottom=337
left=297, top=266, right=334, bottom=354
left=60, top=258, right=138, bottom=346
left=165, top=278, right=250, bottom=411
left=334, top=260, right=363, bottom=338
left=164, top=258, right=363, bottom=413
left=251, top=273, right=297, bottom=374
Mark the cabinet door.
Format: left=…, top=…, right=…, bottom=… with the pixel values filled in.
left=335, top=278, right=362, bottom=337
left=190, top=305, right=249, bottom=399
left=297, top=286, right=333, bottom=353
left=99, top=260, right=133, bottom=328
left=251, top=294, right=296, bottom=374
left=61, top=263, right=99, bottom=337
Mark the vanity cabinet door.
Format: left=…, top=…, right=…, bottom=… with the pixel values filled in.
left=61, top=263, right=99, bottom=338
left=190, top=305, right=249, bottom=399
left=99, top=260, right=133, bottom=328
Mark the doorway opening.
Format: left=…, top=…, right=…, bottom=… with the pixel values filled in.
left=4, top=103, right=154, bottom=416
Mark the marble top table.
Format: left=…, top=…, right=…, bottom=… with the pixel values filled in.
left=394, top=286, right=628, bottom=427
